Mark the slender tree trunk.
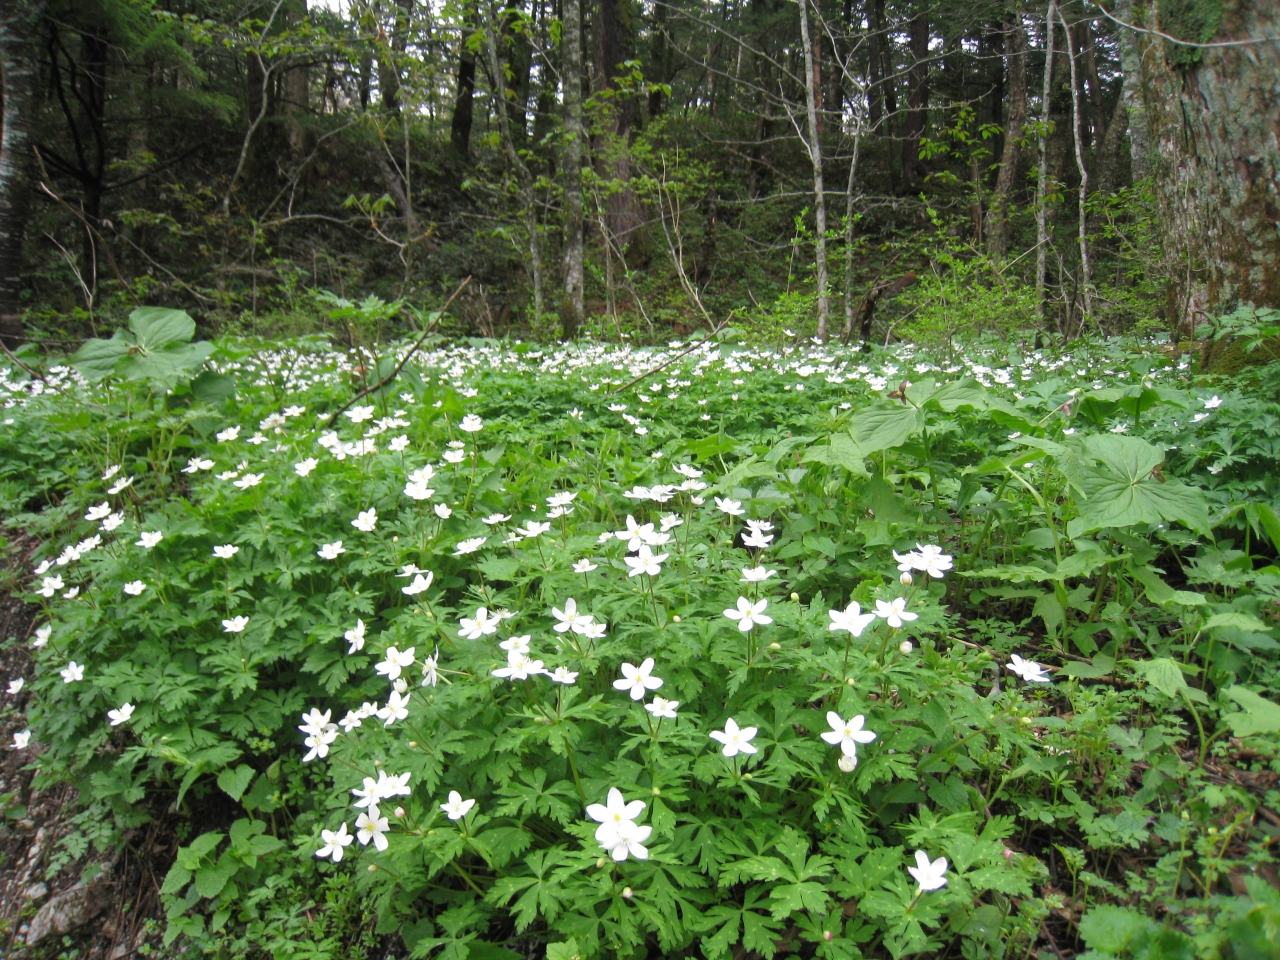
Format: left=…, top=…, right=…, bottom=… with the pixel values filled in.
left=797, top=0, right=829, bottom=339
left=842, top=127, right=862, bottom=341
left=0, top=0, right=41, bottom=344
left=903, top=14, right=929, bottom=188
left=1094, top=89, right=1128, bottom=195
left=1058, top=5, right=1091, bottom=321
left=648, top=0, right=668, bottom=117
left=1114, top=0, right=1149, bottom=181
left=867, top=0, right=887, bottom=128
left=502, top=0, right=532, bottom=146
left=561, top=0, right=586, bottom=335
left=986, top=13, right=1027, bottom=260
left=1035, top=1, right=1056, bottom=321
left=449, top=2, right=477, bottom=157
left=283, top=0, right=310, bottom=161
left=1120, top=0, right=1280, bottom=327
left=1078, top=12, right=1106, bottom=149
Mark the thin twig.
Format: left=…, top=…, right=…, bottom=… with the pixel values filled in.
left=610, top=318, right=731, bottom=396
left=326, top=277, right=471, bottom=428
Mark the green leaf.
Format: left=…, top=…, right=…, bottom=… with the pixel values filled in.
left=545, top=939, right=582, bottom=960
left=1061, top=654, right=1115, bottom=679
left=71, top=335, right=129, bottom=381
left=1078, top=436, right=1210, bottom=536
left=128, top=306, right=196, bottom=350
left=1078, top=905, right=1156, bottom=953
left=190, top=371, right=237, bottom=404
left=1224, top=686, right=1280, bottom=737
left=923, top=378, right=988, bottom=411
left=217, top=764, right=256, bottom=802
left=194, top=857, right=239, bottom=899
left=849, top=404, right=922, bottom=454
left=1204, top=612, right=1271, bottom=633
left=829, top=433, right=869, bottom=477
left=1129, top=658, right=1189, bottom=698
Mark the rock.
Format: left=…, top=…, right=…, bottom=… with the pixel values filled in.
left=24, top=881, right=48, bottom=901
left=25, top=868, right=113, bottom=947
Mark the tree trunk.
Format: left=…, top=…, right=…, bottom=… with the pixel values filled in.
left=1121, top=0, right=1280, bottom=328
left=903, top=14, right=929, bottom=188
left=1035, top=1, right=1056, bottom=321
left=593, top=0, right=642, bottom=242
left=1058, top=5, right=1091, bottom=322
left=449, top=2, right=478, bottom=157
left=502, top=0, right=532, bottom=146
left=986, top=13, right=1028, bottom=260
left=648, top=0, right=669, bottom=117
left=283, top=0, right=310, bottom=161
left=797, top=0, right=829, bottom=339
left=561, top=0, right=586, bottom=336
left=0, top=0, right=41, bottom=344
left=867, top=0, right=887, bottom=128
left=1114, top=0, right=1149, bottom=181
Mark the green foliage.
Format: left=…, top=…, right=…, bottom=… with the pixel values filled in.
left=71, top=306, right=214, bottom=386
left=3, top=330, right=1280, bottom=959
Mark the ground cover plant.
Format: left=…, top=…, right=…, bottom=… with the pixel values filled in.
left=2, top=316, right=1280, bottom=959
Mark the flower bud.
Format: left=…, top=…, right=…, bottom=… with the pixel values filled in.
left=900, top=571, right=913, bottom=586
left=622, top=887, right=634, bottom=899
left=652, top=787, right=661, bottom=796
left=597, top=857, right=609, bottom=868
left=823, top=931, right=834, bottom=941
left=394, top=678, right=408, bottom=694
left=367, top=864, right=378, bottom=872
left=395, top=807, right=405, bottom=818
left=1002, top=849, right=1014, bottom=859
left=392, top=536, right=399, bottom=542
left=672, top=615, right=681, bottom=623
left=790, top=592, right=800, bottom=602
left=846, top=677, right=855, bottom=686
left=408, top=741, right=418, bottom=748
left=769, top=642, right=781, bottom=651
left=838, top=754, right=857, bottom=773
left=899, top=641, right=913, bottom=654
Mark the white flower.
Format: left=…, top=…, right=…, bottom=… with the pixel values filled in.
left=645, top=697, right=679, bottom=718
left=123, top=580, right=146, bottom=596
left=443, top=449, right=467, bottom=464
left=103, top=464, right=121, bottom=480
left=548, top=666, right=578, bottom=684
left=39, top=575, right=64, bottom=597
left=740, top=566, right=776, bottom=583
left=344, top=619, right=367, bottom=653
left=13, top=730, right=31, bottom=749
left=421, top=650, right=439, bottom=687
left=60, top=661, right=85, bottom=683
left=294, top=458, right=319, bottom=477
left=440, top=790, right=476, bottom=820
left=613, top=658, right=663, bottom=700
left=1007, top=654, right=1052, bottom=683
left=316, top=823, right=354, bottom=861
left=302, top=727, right=339, bottom=761
left=709, top=718, right=758, bottom=757
left=458, top=607, right=500, bottom=640
left=317, top=540, right=346, bottom=560
left=216, top=470, right=239, bottom=481
left=402, top=572, right=434, bottom=596
left=351, top=508, right=378, bottom=532
left=213, top=544, right=240, bottom=559
left=233, top=472, right=264, bottom=489
left=345, top=405, right=376, bottom=423
left=723, top=597, right=772, bottom=632
left=101, top=512, right=125, bottom=532
left=220, top=616, right=249, bottom=634
left=1203, top=395, right=1222, bottom=409
left=829, top=601, right=877, bottom=637
left=434, top=503, right=453, bottom=519
left=899, top=640, right=914, bottom=654
left=376, top=690, right=410, bottom=725
left=454, top=536, right=487, bottom=556
left=136, top=531, right=163, bottom=549
left=217, top=426, right=241, bottom=442
left=339, top=710, right=363, bottom=732
left=573, top=559, right=598, bottom=573
left=838, top=753, right=857, bottom=773
left=108, top=476, right=134, bottom=495
left=459, top=414, right=484, bottom=433
left=551, top=598, right=593, bottom=634
left=376, top=646, right=416, bottom=681
left=715, top=497, right=745, bottom=516
left=356, top=809, right=391, bottom=851
left=907, top=850, right=949, bottom=892
left=624, top=544, right=668, bottom=577
left=874, top=597, right=918, bottom=628
left=482, top=513, right=512, bottom=526
left=108, top=701, right=135, bottom=727
left=32, top=625, right=51, bottom=648
left=586, top=788, right=651, bottom=860
left=913, top=543, right=953, bottom=578
left=616, top=515, right=657, bottom=551
left=85, top=502, right=112, bottom=521
left=547, top=491, right=578, bottom=508
left=514, top=521, right=551, bottom=539
left=499, top=635, right=531, bottom=654
left=298, top=708, right=332, bottom=736
left=492, top=651, right=545, bottom=680
left=8, top=677, right=24, bottom=695
left=820, top=712, right=876, bottom=759
left=389, top=435, right=411, bottom=452
left=742, top=529, right=774, bottom=549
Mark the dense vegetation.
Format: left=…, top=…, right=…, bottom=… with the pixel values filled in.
left=2, top=315, right=1280, bottom=958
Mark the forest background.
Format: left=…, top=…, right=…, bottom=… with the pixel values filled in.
left=0, top=0, right=1278, bottom=348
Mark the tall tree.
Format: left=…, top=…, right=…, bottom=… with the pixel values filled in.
left=986, top=11, right=1028, bottom=260
left=796, top=0, right=829, bottom=338
left=1117, top=0, right=1280, bottom=330
left=561, top=0, right=586, bottom=335
left=449, top=2, right=478, bottom=157
left=593, top=0, right=641, bottom=241
left=0, top=0, right=42, bottom=343
left=903, top=13, right=929, bottom=187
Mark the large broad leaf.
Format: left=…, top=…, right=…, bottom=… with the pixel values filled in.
left=1077, top=435, right=1210, bottom=536
left=71, top=332, right=130, bottom=381
left=1130, top=657, right=1194, bottom=699
left=1224, top=686, right=1280, bottom=737
left=850, top=404, right=922, bottom=454
left=922, top=378, right=988, bottom=412
left=828, top=433, right=868, bottom=476
left=128, top=306, right=196, bottom=351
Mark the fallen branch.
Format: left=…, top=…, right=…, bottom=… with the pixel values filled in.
left=610, top=317, right=732, bottom=396
left=326, top=276, right=471, bottom=428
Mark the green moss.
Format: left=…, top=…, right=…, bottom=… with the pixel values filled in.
left=1157, top=0, right=1222, bottom=68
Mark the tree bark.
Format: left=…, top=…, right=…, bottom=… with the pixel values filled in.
left=0, top=0, right=41, bottom=344
left=986, top=13, right=1028, bottom=260
left=283, top=0, right=310, bottom=161
left=903, top=14, right=929, bottom=188
left=1059, top=5, right=1091, bottom=322
left=797, top=0, right=829, bottom=339
left=561, top=0, right=586, bottom=336
left=593, top=0, right=642, bottom=242
left=1121, top=0, right=1280, bottom=327
left=449, top=3, right=478, bottom=157
left=1035, top=1, right=1056, bottom=321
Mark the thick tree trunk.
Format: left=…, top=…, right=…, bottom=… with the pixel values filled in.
left=560, top=0, right=586, bottom=336
left=0, top=0, right=41, bottom=344
left=903, top=14, right=929, bottom=188
left=1114, top=0, right=1149, bottom=180
left=986, top=13, right=1028, bottom=260
left=502, top=0, right=531, bottom=146
left=593, top=0, right=642, bottom=243
left=648, top=0, right=669, bottom=117
left=449, top=3, right=477, bottom=157
left=1121, top=0, right=1280, bottom=329
left=867, top=0, right=887, bottom=128
left=283, top=0, right=310, bottom=161
left=1035, top=1, right=1056, bottom=320
left=797, top=0, right=829, bottom=339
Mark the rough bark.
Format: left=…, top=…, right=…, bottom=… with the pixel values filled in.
left=1059, top=5, right=1091, bottom=321
left=0, top=0, right=42, bottom=343
left=986, top=13, right=1028, bottom=260
left=1114, top=0, right=1149, bottom=180
left=867, top=0, right=888, bottom=128
left=903, top=14, right=929, bottom=188
left=797, top=0, right=829, bottom=339
left=592, top=0, right=642, bottom=242
left=1035, top=1, right=1056, bottom=320
left=1122, top=0, right=1280, bottom=327
left=449, top=3, right=478, bottom=157
left=283, top=0, right=310, bottom=161
left=561, top=0, right=586, bottom=336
